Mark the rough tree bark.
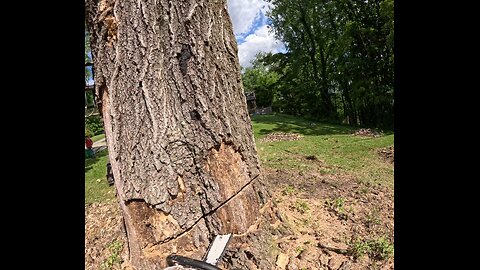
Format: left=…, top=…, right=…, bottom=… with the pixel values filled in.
left=85, top=0, right=270, bottom=269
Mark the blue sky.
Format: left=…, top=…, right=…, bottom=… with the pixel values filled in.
left=87, top=1, right=284, bottom=84
left=227, top=0, right=285, bottom=68
left=234, top=9, right=269, bottom=44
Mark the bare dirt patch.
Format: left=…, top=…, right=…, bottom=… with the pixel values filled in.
left=353, top=128, right=383, bottom=138
left=86, top=168, right=394, bottom=270
left=378, top=146, right=394, bottom=164
left=262, top=132, right=304, bottom=142
left=85, top=201, right=130, bottom=270
left=263, top=168, right=394, bottom=270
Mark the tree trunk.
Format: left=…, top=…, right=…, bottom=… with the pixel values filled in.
left=297, top=5, right=334, bottom=118
left=341, top=80, right=356, bottom=126
left=85, top=0, right=269, bottom=269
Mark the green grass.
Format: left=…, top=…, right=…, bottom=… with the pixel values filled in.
left=85, top=149, right=115, bottom=204
left=282, top=185, right=296, bottom=195
left=251, top=113, right=369, bottom=139
left=348, top=236, right=394, bottom=260
left=251, top=114, right=394, bottom=188
left=85, top=113, right=393, bottom=204
left=101, top=240, right=124, bottom=270
left=91, top=133, right=105, bottom=142
left=294, top=200, right=310, bottom=214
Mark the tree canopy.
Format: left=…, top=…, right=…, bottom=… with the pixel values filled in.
left=244, top=0, right=394, bottom=128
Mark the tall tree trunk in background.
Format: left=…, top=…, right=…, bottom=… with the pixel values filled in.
left=85, top=0, right=269, bottom=269
left=298, top=5, right=334, bottom=118
left=341, top=80, right=356, bottom=126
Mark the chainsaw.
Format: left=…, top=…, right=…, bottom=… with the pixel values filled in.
left=164, top=234, right=232, bottom=270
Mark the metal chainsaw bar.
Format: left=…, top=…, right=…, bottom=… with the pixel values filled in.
left=165, top=233, right=232, bottom=270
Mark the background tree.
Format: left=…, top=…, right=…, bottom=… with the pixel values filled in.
left=85, top=0, right=270, bottom=269
left=241, top=53, right=279, bottom=108
left=263, top=0, right=394, bottom=128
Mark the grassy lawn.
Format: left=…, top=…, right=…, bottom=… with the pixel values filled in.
left=252, top=114, right=394, bottom=188
left=85, top=113, right=393, bottom=204
left=91, top=133, right=105, bottom=142
left=85, top=149, right=115, bottom=204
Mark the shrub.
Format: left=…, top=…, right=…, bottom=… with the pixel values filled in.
left=85, top=115, right=104, bottom=136
left=85, top=128, right=94, bottom=138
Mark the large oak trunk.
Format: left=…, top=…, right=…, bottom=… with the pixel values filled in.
left=85, top=0, right=269, bottom=268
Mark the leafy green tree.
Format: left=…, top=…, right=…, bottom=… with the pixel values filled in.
left=242, top=54, right=279, bottom=108
left=264, top=0, right=394, bottom=128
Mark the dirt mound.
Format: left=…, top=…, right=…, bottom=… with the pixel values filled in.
left=378, top=146, right=394, bottom=164
left=353, top=128, right=383, bottom=138
left=262, top=132, right=303, bottom=142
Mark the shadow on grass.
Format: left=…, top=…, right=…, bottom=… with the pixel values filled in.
left=382, top=130, right=394, bottom=136
left=85, top=149, right=108, bottom=173
left=252, top=114, right=356, bottom=136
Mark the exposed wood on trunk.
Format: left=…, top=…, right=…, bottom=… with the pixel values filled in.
left=85, top=0, right=269, bottom=268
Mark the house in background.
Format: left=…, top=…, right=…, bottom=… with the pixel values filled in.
left=245, top=91, right=256, bottom=115
left=244, top=91, right=272, bottom=115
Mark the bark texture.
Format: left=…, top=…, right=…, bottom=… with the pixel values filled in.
left=85, top=0, right=269, bottom=269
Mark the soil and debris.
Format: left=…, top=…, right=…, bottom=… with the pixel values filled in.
left=261, top=132, right=304, bottom=143
left=86, top=165, right=394, bottom=270
left=378, top=146, right=394, bottom=164
left=260, top=168, right=394, bottom=270
left=353, top=128, right=383, bottom=138
left=85, top=201, right=130, bottom=270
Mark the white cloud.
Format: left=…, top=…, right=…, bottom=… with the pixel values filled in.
left=227, top=0, right=266, bottom=35
left=237, top=25, right=285, bottom=68
left=226, top=0, right=285, bottom=68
